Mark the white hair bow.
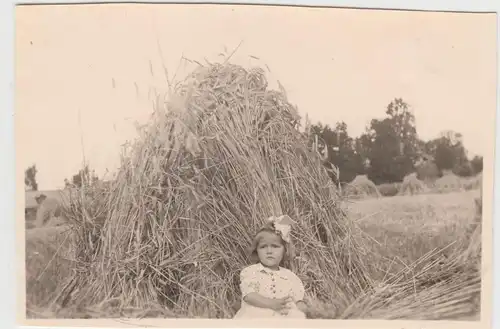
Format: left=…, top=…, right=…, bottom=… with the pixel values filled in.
left=265, top=215, right=295, bottom=243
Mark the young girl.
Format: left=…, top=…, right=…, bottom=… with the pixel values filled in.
left=233, top=215, right=309, bottom=318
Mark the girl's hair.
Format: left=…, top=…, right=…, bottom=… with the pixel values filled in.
left=248, top=223, right=293, bottom=268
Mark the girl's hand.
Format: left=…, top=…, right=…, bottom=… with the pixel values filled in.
left=296, top=300, right=308, bottom=315
left=268, top=297, right=290, bottom=312
left=278, top=297, right=294, bottom=315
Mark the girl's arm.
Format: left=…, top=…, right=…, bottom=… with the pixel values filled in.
left=243, top=292, right=287, bottom=311
left=290, top=272, right=308, bottom=315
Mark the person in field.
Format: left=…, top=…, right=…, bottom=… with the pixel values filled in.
left=233, top=215, right=309, bottom=318
left=34, top=193, right=64, bottom=228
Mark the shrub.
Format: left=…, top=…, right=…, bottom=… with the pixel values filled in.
left=377, top=183, right=401, bottom=197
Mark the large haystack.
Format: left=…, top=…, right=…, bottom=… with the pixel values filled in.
left=344, top=175, right=381, bottom=199
left=398, top=173, right=427, bottom=196
left=58, top=62, right=371, bottom=318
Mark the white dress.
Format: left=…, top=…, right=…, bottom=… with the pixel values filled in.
left=233, top=263, right=306, bottom=318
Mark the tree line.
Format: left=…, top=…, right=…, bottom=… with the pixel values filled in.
left=24, top=164, right=99, bottom=191
left=308, top=98, right=483, bottom=185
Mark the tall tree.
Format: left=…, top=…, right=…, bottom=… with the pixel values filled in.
left=327, top=122, right=365, bottom=183
left=361, top=98, right=420, bottom=184
left=24, top=164, right=38, bottom=191
left=470, top=155, right=483, bottom=174
left=426, top=130, right=470, bottom=176
left=65, top=165, right=99, bottom=188
left=309, top=122, right=364, bottom=183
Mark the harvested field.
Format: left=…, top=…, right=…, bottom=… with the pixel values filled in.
left=338, top=190, right=481, bottom=320
left=346, top=190, right=480, bottom=281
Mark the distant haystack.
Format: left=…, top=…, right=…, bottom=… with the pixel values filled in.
left=461, top=172, right=482, bottom=191
left=344, top=175, right=381, bottom=199
left=433, top=171, right=464, bottom=193
left=398, top=173, right=427, bottom=196
left=25, top=189, right=76, bottom=229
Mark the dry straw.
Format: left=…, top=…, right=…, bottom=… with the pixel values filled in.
left=340, top=247, right=481, bottom=320
left=57, top=62, right=371, bottom=318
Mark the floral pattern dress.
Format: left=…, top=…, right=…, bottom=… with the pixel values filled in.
left=233, top=263, right=306, bottom=318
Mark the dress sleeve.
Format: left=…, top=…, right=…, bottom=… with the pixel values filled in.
left=240, top=267, right=260, bottom=297
left=291, top=273, right=305, bottom=301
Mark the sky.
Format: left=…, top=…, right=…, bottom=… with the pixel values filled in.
left=15, top=4, right=497, bottom=190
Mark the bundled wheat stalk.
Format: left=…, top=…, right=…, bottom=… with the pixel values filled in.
left=344, top=175, right=381, bottom=199
left=461, top=172, right=482, bottom=191
left=58, top=62, right=371, bottom=318
left=398, top=173, right=427, bottom=196
left=432, top=172, right=464, bottom=193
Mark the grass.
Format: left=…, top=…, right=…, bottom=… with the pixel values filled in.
left=25, top=189, right=481, bottom=319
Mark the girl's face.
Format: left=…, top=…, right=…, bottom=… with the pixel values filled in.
left=256, top=231, right=285, bottom=270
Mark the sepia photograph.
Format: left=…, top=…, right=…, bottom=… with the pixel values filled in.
left=15, top=3, right=496, bottom=327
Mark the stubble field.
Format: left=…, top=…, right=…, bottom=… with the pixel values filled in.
left=345, top=190, right=480, bottom=282
left=24, top=189, right=482, bottom=318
